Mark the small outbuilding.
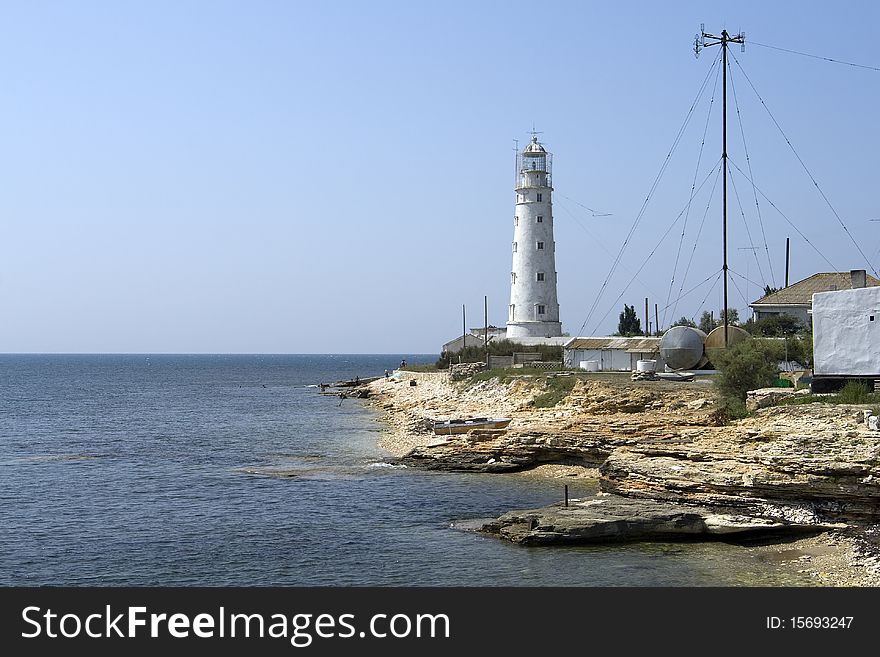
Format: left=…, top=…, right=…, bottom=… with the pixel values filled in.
left=563, top=336, right=664, bottom=372
left=442, top=334, right=487, bottom=354
left=811, top=283, right=880, bottom=390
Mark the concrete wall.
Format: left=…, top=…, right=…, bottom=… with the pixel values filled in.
left=487, top=355, right=514, bottom=369
left=812, top=287, right=880, bottom=376
left=487, top=353, right=543, bottom=369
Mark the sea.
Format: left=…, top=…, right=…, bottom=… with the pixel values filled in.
left=0, top=354, right=816, bottom=586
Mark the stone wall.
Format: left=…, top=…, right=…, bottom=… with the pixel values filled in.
left=449, top=362, right=486, bottom=381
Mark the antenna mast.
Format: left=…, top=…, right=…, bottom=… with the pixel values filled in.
left=695, top=26, right=745, bottom=347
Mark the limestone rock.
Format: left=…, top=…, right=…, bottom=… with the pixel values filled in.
left=369, top=371, right=880, bottom=531
left=479, top=494, right=837, bottom=545
left=745, top=387, right=809, bottom=411
left=600, top=405, right=880, bottom=520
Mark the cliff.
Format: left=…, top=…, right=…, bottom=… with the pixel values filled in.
left=367, top=371, right=880, bottom=547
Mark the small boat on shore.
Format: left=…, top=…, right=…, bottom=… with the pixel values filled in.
left=432, top=417, right=512, bottom=435
left=334, top=376, right=381, bottom=388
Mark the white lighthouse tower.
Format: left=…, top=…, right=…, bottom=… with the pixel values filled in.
left=507, top=135, right=562, bottom=338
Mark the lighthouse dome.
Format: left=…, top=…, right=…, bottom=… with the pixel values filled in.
left=523, top=137, right=546, bottom=154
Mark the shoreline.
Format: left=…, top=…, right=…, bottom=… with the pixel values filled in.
left=363, top=369, right=880, bottom=586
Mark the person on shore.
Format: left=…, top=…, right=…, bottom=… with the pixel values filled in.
left=400, top=359, right=406, bottom=369
left=319, top=383, right=327, bottom=392
left=384, top=369, right=389, bottom=379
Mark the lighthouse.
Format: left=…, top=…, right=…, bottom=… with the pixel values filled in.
left=507, top=135, right=562, bottom=338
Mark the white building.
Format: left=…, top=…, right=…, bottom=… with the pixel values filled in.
left=442, top=326, right=508, bottom=354
left=812, top=284, right=880, bottom=380
left=749, top=270, right=879, bottom=326
left=564, top=337, right=664, bottom=372
left=507, top=136, right=562, bottom=339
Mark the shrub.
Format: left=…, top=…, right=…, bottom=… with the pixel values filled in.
left=709, top=339, right=782, bottom=403
left=784, top=335, right=814, bottom=369
left=837, top=381, right=872, bottom=404
left=709, top=396, right=750, bottom=425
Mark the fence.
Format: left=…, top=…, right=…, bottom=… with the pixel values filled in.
left=487, top=353, right=552, bottom=369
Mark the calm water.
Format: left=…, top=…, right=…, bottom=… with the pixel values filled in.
left=0, top=354, right=813, bottom=586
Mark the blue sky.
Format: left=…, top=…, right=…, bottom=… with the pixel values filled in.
left=1, top=1, right=878, bottom=353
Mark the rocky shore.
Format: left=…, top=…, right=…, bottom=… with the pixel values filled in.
left=363, top=369, right=880, bottom=586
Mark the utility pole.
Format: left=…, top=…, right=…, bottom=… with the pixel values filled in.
left=484, top=295, right=489, bottom=367
left=644, top=297, right=649, bottom=337
left=655, top=303, right=660, bottom=337
left=785, top=237, right=790, bottom=287
left=696, top=26, right=745, bottom=347
left=461, top=304, right=466, bottom=363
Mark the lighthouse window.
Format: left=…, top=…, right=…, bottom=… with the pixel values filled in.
left=537, top=241, right=544, bottom=250
left=537, top=305, right=546, bottom=316
left=511, top=272, right=516, bottom=284
left=509, top=304, right=515, bottom=321
left=536, top=216, right=543, bottom=223
left=514, top=216, right=519, bottom=226
left=512, top=242, right=518, bottom=253
left=536, top=193, right=543, bottom=202
left=536, top=272, right=545, bottom=282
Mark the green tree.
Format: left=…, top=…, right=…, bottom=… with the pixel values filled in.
left=698, top=308, right=739, bottom=334
left=616, top=304, right=643, bottom=337
left=698, top=310, right=716, bottom=334
left=720, top=307, right=740, bottom=326
left=785, top=334, right=814, bottom=369
left=671, top=316, right=697, bottom=328
left=763, top=285, right=779, bottom=297
left=742, top=314, right=806, bottom=337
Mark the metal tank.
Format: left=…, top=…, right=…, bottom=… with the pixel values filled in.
left=704, top=325, right=751, bottom=352
left=659, top=326, right=707, bottom=370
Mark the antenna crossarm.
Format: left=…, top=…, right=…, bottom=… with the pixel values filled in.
left=702, top=32, right=745, bottom=47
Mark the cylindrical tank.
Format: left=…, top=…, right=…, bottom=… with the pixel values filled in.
left=636, top=359, right=657, bottom=373
left=704, top=325, right=751, bottom=352
left=659, top=326, right=707, bottom=370
left=579, top=360, right=600, bottom=372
